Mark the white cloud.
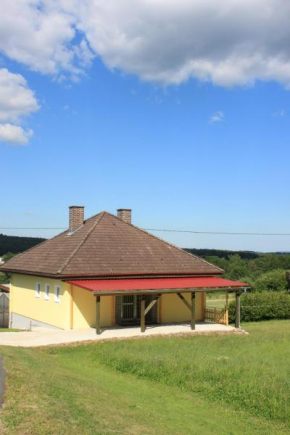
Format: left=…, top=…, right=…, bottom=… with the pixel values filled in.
left=1, top=1, right=290, bottom=87
left=0, top=0, right=94, bottom=78
left=209, top=111, right=224, bottom=124
left=0, top=68, right=39, bottom=145
left=273, top=109, right=286, bottom=117
left=0, top=124, right=33, bottom=145
left=0, top=68, right=39, bottom=122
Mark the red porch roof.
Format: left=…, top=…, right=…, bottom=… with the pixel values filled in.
left=67, top=276, right=248, bottom=294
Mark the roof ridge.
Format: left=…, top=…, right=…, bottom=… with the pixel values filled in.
left=106, top=213, right=223, bottom=274
left=57, top=211, right=105, bottom=274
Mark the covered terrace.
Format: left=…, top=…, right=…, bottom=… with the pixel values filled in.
left=68, top=276, right=248, bottom=334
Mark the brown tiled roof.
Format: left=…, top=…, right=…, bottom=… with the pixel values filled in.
left=0, top=212, right=222, bottom=278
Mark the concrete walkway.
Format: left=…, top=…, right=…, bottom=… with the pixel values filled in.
left=0, top=323, right=242, bottom=348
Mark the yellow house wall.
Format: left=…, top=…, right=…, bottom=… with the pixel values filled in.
left=72, top=286, right=114, bottom=328
left=160, top=292, right=205, bottom=323
left=10, top=274, right=71, bottom=329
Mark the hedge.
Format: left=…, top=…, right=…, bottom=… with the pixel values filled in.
left=229, top=291, right=290, bottom=323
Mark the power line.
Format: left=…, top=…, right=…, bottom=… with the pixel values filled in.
left=0, top=228, right=65, bottom=230
left=1, top=227, right=290, bottom=236
left=145, top=229, right=290, bottom=236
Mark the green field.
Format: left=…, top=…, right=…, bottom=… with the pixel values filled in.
left=0, top=320, right=289, bottom=434
left=206, top=292, right=235, bottom=308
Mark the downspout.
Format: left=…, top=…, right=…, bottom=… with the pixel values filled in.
left=9, top=275, right=13, bottom=328
left=70, top=284, right=74, bottom=329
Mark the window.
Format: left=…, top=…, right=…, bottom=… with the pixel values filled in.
left=44, top=284, right=50, bottom=301
left=35, top=282, right=41, bottom=298
left=55, top=285, right=60, bottom=303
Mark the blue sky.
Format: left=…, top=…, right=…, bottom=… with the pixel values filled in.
left=1, top=1, right=290, bottom=252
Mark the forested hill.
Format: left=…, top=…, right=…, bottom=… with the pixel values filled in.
left=184, top=248, right=259, bottom=260
left=0, top=234, right=45, bottom=256
left=0, top=234, right=288, bottom=259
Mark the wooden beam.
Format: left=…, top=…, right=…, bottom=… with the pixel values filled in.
left=191, top=292, right=196, bottom=330
left=158, top=295, right=162, bottom=324
left=144, top=295, right=160, bottom=316
left=225, top=291, right=229, bottom=326
left=141, top=296, right=146, bottom=333
left=95, top=295, right=101, bottom=335
left=177, top=293, right=192, bottom=311
left=235, top=292, right=241, bottom=328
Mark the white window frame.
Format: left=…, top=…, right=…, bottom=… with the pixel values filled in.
left=54, top=285, right=60, bottom=303
left=35, top=282, right=41, bottom=298
left=44, top=284, right=50, bottom=301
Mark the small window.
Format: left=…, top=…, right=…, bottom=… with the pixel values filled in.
left=35, top=282, right=41, bottom=298
left=44, top=284, right=50, bottom=301
left=55, top=285, right=60, bottom=303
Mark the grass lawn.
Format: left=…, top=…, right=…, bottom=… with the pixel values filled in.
left=0, top=320, right=289, bottom=434
left=206, top=292, right=235, bottom=309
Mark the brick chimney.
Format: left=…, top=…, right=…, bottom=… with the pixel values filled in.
left=117, top=209, right=132, bottom=224
left=69, top=206, right=84, bottom=232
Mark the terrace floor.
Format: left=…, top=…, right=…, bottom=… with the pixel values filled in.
left=0, top=322, right=243, bottom=347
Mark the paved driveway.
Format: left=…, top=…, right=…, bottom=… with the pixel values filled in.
left=0, top=323, right=241, bottom=348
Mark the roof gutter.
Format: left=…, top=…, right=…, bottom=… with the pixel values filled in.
left=0, top=269, right=224, bottom=279
left=91, top=287, right=248, bottom=296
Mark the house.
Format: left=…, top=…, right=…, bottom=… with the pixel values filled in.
left=0, top=207, right=247, bottom=333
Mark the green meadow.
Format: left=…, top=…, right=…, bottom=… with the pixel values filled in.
left=1, top=320, right=289, bottom=434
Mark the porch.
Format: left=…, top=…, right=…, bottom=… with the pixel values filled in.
left=68, top=276, right=248, bottom=334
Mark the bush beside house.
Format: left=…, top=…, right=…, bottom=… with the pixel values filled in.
left=229, top=291, right=290, bottom=323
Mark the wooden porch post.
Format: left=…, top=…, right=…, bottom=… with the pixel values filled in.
left=191, top=292, right=196, bottom=330
left=225, top=292, right=229, bottom=325
left=141, top=296, right=146, bottom=333
left=96, top=295, right=101, bottom=335
left=235, top=292, right=241, bottom=329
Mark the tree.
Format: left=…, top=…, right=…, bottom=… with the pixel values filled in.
left=2, top=252, right=18, bottom=262
left=226, top=255, right=249, bottom=280
left=254, top=269, right=288, bottom=293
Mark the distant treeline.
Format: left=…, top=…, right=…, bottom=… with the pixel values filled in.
left=0, top=234, right=45, bottom=256
left=184, top=248, right=260, bottom=260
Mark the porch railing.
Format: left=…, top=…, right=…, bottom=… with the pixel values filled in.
left=203, top=306, right=229, bottom=325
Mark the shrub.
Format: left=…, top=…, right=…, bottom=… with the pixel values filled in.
left=229, top=291, right=290, bottom=323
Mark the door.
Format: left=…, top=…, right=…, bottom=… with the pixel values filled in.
left=121, top=295, right=139, bottom=321
left=0, top=292, right=9, bottom=328
left=116, top=295, right=158, bottom=325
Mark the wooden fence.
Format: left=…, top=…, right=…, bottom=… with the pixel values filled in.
left=0, top=292, right=9, bottom=328
left=204, top=306, right=228, bottom=325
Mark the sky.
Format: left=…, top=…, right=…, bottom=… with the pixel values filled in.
left=1, top=0, right=290, bottom=252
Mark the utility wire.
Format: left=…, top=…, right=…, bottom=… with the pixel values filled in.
left=0, top=228, right=66, bottom=230
left=0, top=227, right=290, bottom=236
left=145, top=229, right=290, bottom=236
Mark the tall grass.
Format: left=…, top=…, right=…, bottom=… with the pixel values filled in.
left=57, top=321, right=290, bottom=426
